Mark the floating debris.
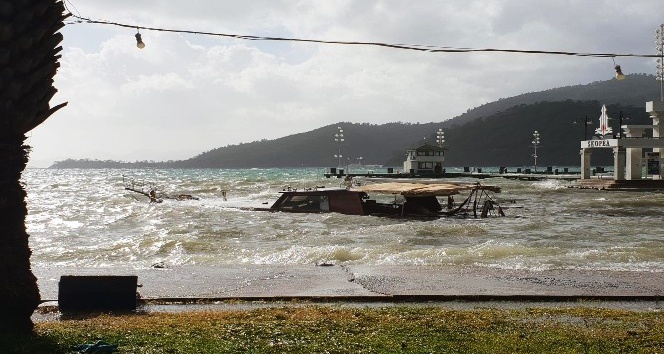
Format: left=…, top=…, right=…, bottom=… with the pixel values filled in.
left=122, top=175, right=199, bottom=202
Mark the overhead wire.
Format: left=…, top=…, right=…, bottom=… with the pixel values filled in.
left=64, top=12, right=658, bottom=59
left=63, top=0, right=82, bottom=19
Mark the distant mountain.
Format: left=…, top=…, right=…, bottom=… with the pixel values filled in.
left=50, top=75, right=661, bottom=169
left=441, top=73, right=659, bottom=129
left=174, top=122, right=442, bottom=168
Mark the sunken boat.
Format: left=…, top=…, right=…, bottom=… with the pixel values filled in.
left=255, top=180, right=505, bottom=219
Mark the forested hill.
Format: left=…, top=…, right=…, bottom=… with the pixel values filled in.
left=173, top=101, right=651, bottom=168
left=441, top=100, right=650, bottom=167
left=50, top=75, right=660, bottom=169
left=441, top=73, right=659, bottom=129
left=175, top=122, right=440, bottom=168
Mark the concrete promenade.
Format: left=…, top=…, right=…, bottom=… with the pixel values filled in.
left=34, top=265, right=664, bottom=304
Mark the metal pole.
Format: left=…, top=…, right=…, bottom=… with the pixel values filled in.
left=584, top=115, right=588, bottom=141
left=532, top=130, right=541, bottom=173
left=618, top=111, right=623, bottom=138
left=657, top=24, right=664, bottom=101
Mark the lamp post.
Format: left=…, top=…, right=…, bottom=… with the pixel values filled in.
left=436, top=128, right=445, bottom=147
left=532, top=131, right=541, bottom=172
left=657, top=23, right=664, bottom=102
left=617, top=111, right=625, bottom=138
left=577, top=115, right=593, bottom=140
left=334, top=126, right=344, bottom=169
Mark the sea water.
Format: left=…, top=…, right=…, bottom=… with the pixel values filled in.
left=22, top=168, right=664, bottom=272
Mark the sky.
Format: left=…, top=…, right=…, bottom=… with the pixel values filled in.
left=26, top=0, right=663, bottom=167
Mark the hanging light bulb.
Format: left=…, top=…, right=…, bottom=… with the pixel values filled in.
left=135, top=30, right=145, bottom=49
left=615, top=65, right=625, bottom=80
left=614, top=65, right=625, bottom=80
left=611, top=57, right=625, bottom=81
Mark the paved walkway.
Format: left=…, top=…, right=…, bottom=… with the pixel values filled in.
left=34, top=265, right=664, bottom=303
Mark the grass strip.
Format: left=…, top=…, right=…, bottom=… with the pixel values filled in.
left=2, top=306, right=663, bottom=353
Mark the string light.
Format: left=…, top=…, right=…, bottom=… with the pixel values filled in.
left=612, top=57, right=625, bottom=80
left=135, top=28, right=145, bottom=49
left=63, top=12, right=660, bottom=59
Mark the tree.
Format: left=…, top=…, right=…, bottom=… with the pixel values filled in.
left=0, top=0, right=67, bottom=332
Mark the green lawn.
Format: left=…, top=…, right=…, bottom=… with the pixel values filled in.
left=3, top=306, right=663, bottom=353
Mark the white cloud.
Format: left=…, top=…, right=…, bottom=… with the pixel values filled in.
left=27, top=0, right=664, bottom=167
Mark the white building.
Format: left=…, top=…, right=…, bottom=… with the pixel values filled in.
left=403, top=143, right=446, bottom=174
left=580, top=101, right=664, bottom=180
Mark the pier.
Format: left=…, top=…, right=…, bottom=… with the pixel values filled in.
left=324, top=167, right=582, bottom=181
left=323, top=168, right=664, bottom=190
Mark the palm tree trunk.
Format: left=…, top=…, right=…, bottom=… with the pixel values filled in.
left=0, top=138, right=39, bottom=333
left=0, top=0, right=67, bottom=332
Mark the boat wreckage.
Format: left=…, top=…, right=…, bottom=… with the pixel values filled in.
left=254, top=179, right=505, bottom=219
left=122, top=175, right=199, bottom=203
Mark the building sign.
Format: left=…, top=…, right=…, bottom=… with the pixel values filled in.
left=581, top=139, right=618, bottom=148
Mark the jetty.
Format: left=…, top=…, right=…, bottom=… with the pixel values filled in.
left=327, top=135, right=582, bottom=182
left=324, top=167, right=581, bottom=182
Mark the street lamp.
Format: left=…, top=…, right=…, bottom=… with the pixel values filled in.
left=617, top=111, right=626, bottom=138
left=574, top=115, right=593, bottom=140
left=656, top=23, right=664, bottom=102
left=334, top=126, right=344, bottom=169
left=531, top=130, right=541, bottom=172
left=436, top=128, right=445, bottom=147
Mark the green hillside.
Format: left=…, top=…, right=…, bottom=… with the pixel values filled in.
left=442, top=73, right=659, bottom=128
left=175, top=122, right=440, bottom=168
left=50, top=75, right=661, bottom=169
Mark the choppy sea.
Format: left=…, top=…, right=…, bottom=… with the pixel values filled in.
left=22, top=167, right=664, bottom=272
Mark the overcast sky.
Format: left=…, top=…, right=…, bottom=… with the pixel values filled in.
left=27, top=0, right=663, bottom=167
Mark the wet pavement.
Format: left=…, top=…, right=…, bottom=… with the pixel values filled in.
left=34, top=264, right=664, bottom=303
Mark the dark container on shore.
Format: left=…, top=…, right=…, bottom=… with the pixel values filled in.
left=59, top=275, right=138, bottom=312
